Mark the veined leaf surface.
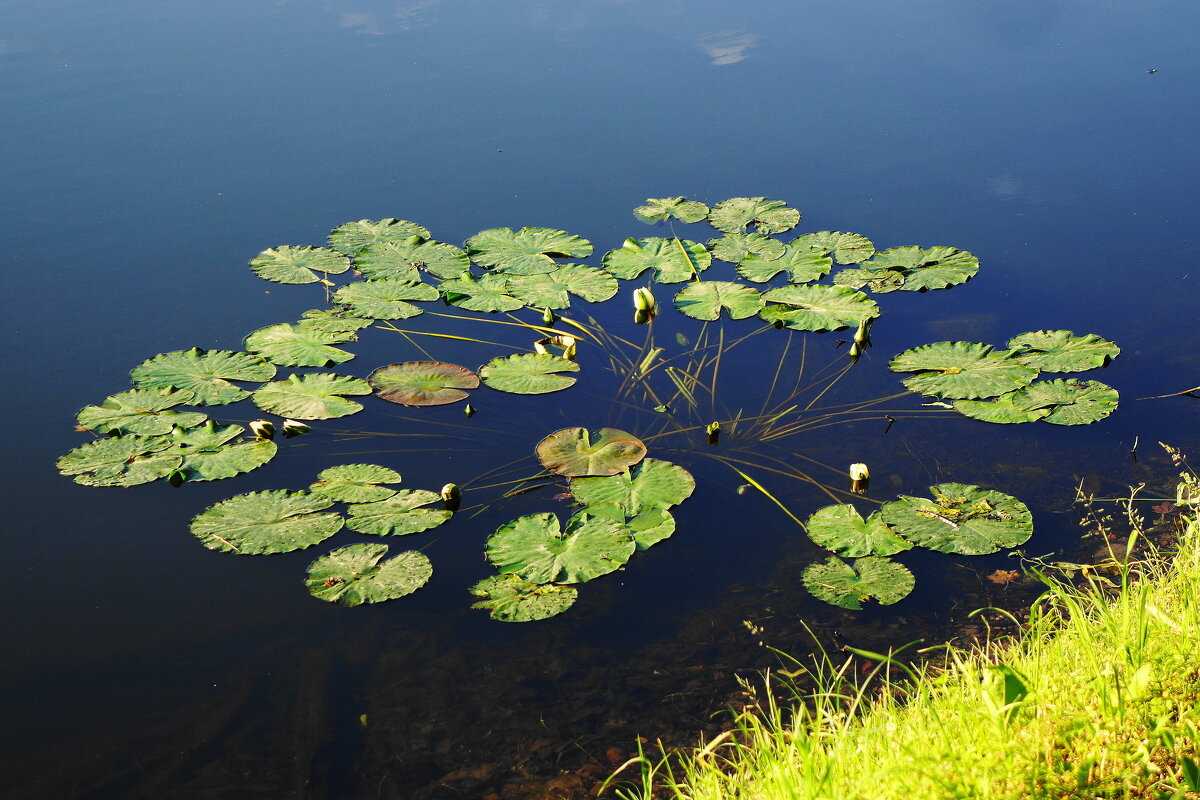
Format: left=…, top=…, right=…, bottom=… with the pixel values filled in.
left=466, top=227, right=592, bottom=275
left=535, top=427, right=647, bottom=477
left=803, top=556, right=914, bottom=609
left=250, top=246, right=349, bottom=284
left=673, top=281, right=764, bottom=320
left=369, top=361, right=479, bottom=406
left=130, top=347, right=276, bottom=405
left=76, top=388, right=206, bottom=435
left=484, top=511, right=634, bottom=584
left=708, top=197, right=801, bottom=234
left=345, top=489, right=452, bottom=536
left=309, top=464, right=402, bottom=503
left=469, top=574, right=578, bottom=622
left=332, top=279, right=439, bottom=319
left=879, top=483, right=1033, bottom=555
left=190, top=490, right=343, bottom=554
left=306, top=544, right=432, bottom=606
left=633, top=197, right=709, bottom=224
left=602, top=237, right=710, bottom=283
left=329, top=219, right=431, bottom=255
left=569, top=458, right=694, bottom=513
left=805, top=504, right=912, bottom=557
left=1006, top=330, right=1120, bottom=372
left=479, top=353, right=580, bottom=394
left=889, top=342, right=1038, bottom=400
left=243, top=323, right=356, bottom=367
left=252, top=373, right=373, bottom=420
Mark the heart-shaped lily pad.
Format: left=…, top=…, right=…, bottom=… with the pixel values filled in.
left=130, top=347, right=276, bottom=406
left=879, top=483, right=1033, bottom=555
left=953, top=394, right=1052, bottom=424
left=889, top=342, right=1038, bottom=400
left=466, top=227, right=593, bottom=275
left=1006, top=330, right=1121, bottom=372
left=328, top=219, right=431, bottom=255
left=438, top=273, right=524, bottom=312
left=862, top=246, right=978, bottom=291
left=633, top=197, right=710, bottom=224
left=568, top=458, right=693, bottom=511
left=369, top=361, right=480, bottom=406
left=803, top=555, right=914, bottom=609
left=469, top=574, right=579, bottom=622
left=252, top=373, right=373, bottom=420
left=171, top=421, right=278, bottom=481
left=76, top=388, right=206, bottom=435
left=708, top=197, right=801, bottom=235
left=504, top=265, right=619, bottom=307
left=309, top=464, right=402, bottom=503
left=345, top=489, right=453, bottom=536
left=484, top=511, right=635, bottom=584
left=57, top=434, right=182, bottom=487
left=708, top=233, right=785, bottom=265
left=602, top=237, right=710, bottom=283
left=296, top=309, right=375, bottom=334
left=805, top=504, right=912, bottom=557
left=190, top=490, right=343, bottom=554
left=332, top=279, right=439, bottom=319
left=244, top=323, right=357, bottom=368
left=673, top=281, right=764, bottom=321
left=479, top=353, right=580, bottom=394
left=250, top=245, right=350, bottom=284
left=535, top=427, right=648, bottom=477
left=759, top=285, right=878, bottom=331
left=306, top=543, right=432, bottom=606
left=791, top=231, right=876, bottom=264
left=354, top=237, right=470, bottom=281
left=577, top=503, right=677, bottom=550
left=1010, top=379, right=1119, bottom=425
left=736, top=244, right=831, bottom=283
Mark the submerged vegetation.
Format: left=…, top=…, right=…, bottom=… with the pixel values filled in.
left=58, top=197, right=1121, bottom=619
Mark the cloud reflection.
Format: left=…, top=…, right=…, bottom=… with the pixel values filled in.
left=696, top=30, right=757, bottom=65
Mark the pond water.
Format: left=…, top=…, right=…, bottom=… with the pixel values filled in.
left=5, top=1, right=1200, bottom=797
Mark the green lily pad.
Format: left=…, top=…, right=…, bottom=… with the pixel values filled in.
left=309, top=464, right=402, bottom=503
left=535, top=427, right=648, bottom=477
left=369, top=361, right=479, bottom=406
left=889, top=342, right=1039, bottom=400
left=438, top=273, right=524, bottom=312
left=579, top=503, right=677, bottom=550
left=354, top=237, right=471, bottom=282
left=879, top=483, right=1033, bottom=555
left=602, top=237, right=710, bottom=283
left=803, top=556, right=915, bottom=609
left=479, top=353, right=580, bottom=394
left=633, top=197, right=710, bottom=224
left=190, top=490, right=343, bottom=554
left=673, top=281, right=764, bottom=320
left=57, top=434, right=182, bottom=487
left=759, top=285, right=878, bottom=331
left=306, top=543, right=432, bottom=606
left=1006, top=330, right=1121, bottom=372
left=469, top=574, right=579, bottom=622
left=130, top=347, right=276, bottom=406
left=249, top=246, right=350, bottom=284
left=832, top=268, right=906, bottom=293
left=484, top=511, right=635, bottom=584
left=345, top=489, right=452, bottom=536
left=708, top=197, right=801, bottom=235
left=76, top=388, right=206, bottom=435
left=504, top=265, right=618, bottom=308
left=296, top=309, right=375, bottom=334
left=569, top=458, right=694, bottom=513
left=791, top=231, right=876, bottom=264
left=862, top=246, right=979, bottom=291
left=737, top=244, right=832, bottom=283
left=332, top=279, right=439, bottom=319
left=805, top=504, right=912, bottom=557
left=465, top=227, right=593, bottom=275
left=329, top=219, right=431, bottom=255
left=252, top=373, right=373, bottom=420
left=953, top=393, right=1052, bottom=424
left=171, top=421, right=278, bottom=481
left=1010, top=379, right=1119, bottom=425
left=708, top=233, right=786, bottom=264
left=243, top=323, right=357, bottom=368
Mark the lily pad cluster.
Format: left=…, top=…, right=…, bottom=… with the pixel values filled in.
left=801, top=483, right=1033, bottom=608
left=470, top=428, right=695, bottom=622
left=890, top=331, right=1120, bottom=425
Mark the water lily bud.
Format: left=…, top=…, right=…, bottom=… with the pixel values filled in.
left=551, top=335, right=576, bottom=349
left=633, top=286, right=657, bottom=313
left=848, top=341, right=863, bottom=363
left=706, top=421, right=721, bottom=445
left=464, top=404, right=476, bottom=418
left=853, top=317, right=873, bottom=349
left=634, top=308, right=653, bottom=325
left=562, top=343, right=577, bottom=361
left=542, top=307, right=556, bottom=326
left=533, top=341, right=550, bottom=355
left=248, top=420, right=275, bottom=440
left=849, top=463, right=870, bottom=494
left=281, top=419, right=310, bottom=438
left=441, top=483, right=462, bottom=512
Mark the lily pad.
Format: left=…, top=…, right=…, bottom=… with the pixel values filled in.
left=953, top=393, right=1052, bottom=424
left=369, top=361, right=479, bottom=406
left=329, top=219, right=431, bottom=255
left=332, top=279, right=439, bottom=320
left=633, top=197, right=710, bottom=224
left=673, top=281, right=764, bottom=321
left=484, top=511, right=635, bottom=584
left=345, top=489, right=452, bottom=536
left=879, top=483, right=1033, bottom=555
left=250, top=246, right=350, bottom=284
left=708, top=197, right=801, bottom=235
left=479, top=353, right=580, bottom=394
left=792, top=231, right=876, bottom=264
left=469, top=574, right=578, bottom=622
left=889, top=342, right=1038, bottom=400
left=580, top=503, right=677, bottom=550
left=504, top=265, right=619, bottom=308
left=190, top=490, right=343, bottom=554
left=310, top=464, right=402, bottom=503
left=759, top=285, right=878, bottom=331
left=306, top=543, right=433, bottom=606
left=296, top=309, right=375, bottom=334
left=76, top=388, right=206, bottom=435
left=355, top=237, right=471, bottom=282
left=708, top=233, right=786, bottom=264
left=438, top=273, right=524, bottom=312
left=737, top=244, right=832, bottom=283
left=252, top=373, right=373, bottom=420
left=172, top=421, right=278, bottom=481
left=466, top=227, right=593, bottom=275
left=803, top=556, right=915, bottom=609
left=832, top=268, right=906, bottom=294
left=805, top=504, right=912, bottom=557
left=57, top=434, right=182, bottom=487
left=569, top=458, right=694, bottom=512
left=1010, top=379, right=1119, bottom=425
left=602, top=237, right=710, bottom=283
left=862, top=246, right=979, bottom=291
left=243, top=323, right=357, bottom=368
left=1006, top=330, right=1120, bottom=372
left=130, top=347, right=276, bottom=406
left=535, top=427, right=647, bottom=477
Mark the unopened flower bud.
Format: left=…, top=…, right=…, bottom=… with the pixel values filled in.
left=441, top=483, right=461, bottom=512
left=249, top=420, right=275, bottom=440
left=281, top=419, right=310, bottom=438
left=849, top=463, right=870, bottom=494
left=633, top=286, right=657, bottom=313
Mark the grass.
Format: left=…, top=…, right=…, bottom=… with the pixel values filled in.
left=612, top=452, right=1200, bottom=800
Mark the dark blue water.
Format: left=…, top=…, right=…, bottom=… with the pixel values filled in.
left=4, top=1, right=1199, bottom=797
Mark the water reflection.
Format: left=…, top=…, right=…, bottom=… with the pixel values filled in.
left=695, top=30, right=757, bottom=65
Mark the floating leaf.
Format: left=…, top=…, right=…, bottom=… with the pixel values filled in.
left=602, top=238, right=710, bottom=283
left=633, top=197, right=710, bottom=224
left=306, top=543, right=432, bottom=606
left=1006, top=330, right=1120, bottom=372
left=803, top=556, right=914, bottom=609
left=332, top=279, right=439, bottom=319
left=345, top=489, right=452, bottom=536
left=438, top=272, right=524, bottom=312
left=832, top=268, right=906, bottom=293
left=580, top=503, right=676, bottom=550
left=466, top=227, right=593, bottom=275
left=57, top=434, right=181, bottom=487
left=889, top=342, right=1038, bottom=400
left=249, top=246, right=349, bottom=284
left=369, top=361, right=479, bottom=406
left=708, top=197, right=801, bottom=235
left=862, top=246, right=979, bottom=291
left=252, top=373, right=373, bottom=420
left=759, top=285, right=878, bottom=331
left=484, top=511, right=634, bottom=584
left=673, top=281, right=764, bottom=321
left=805, top=504, right=912, bottom=557
left=792, top=231, right=875, bottom=264
left=243, top=323, right=356, bottom=367
left=505, top=265, right=618, bottom=307
left=329, top=219, right=431, bottom=255
left=708, top=233, right=785, bottom=264
left=172, top=421, right=277, bottom=481
left=479, top=353, right=580, bottom=394
left=953, top=394, right=1052, bottom=424
left=309, top=464, right=402, bottom=503
left=1010, top=379, right=1119, bottom=425
left=354, top=237, right=470, bottom=281
left=469, top=574, right=578, bottom=622
left=190, top=490, right=343, bottom=554
left=569, top=458, right=694, bottom=513
left=130, top=347, right=276, bottom=406
left=76, top=388, right=206, bottom=435
left=535, top=427, right=647, bottom=477
left=879, top=483, right=1033, bottom=555
left=737, top=244, right=832, bottom=283
left=296, top=309, right=375, bottom=334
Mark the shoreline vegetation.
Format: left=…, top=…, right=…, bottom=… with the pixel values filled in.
left=612, top=448, right=1200, bottom=800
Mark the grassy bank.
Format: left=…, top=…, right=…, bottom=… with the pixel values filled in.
left=616, top=460, right=1200, bottom=800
